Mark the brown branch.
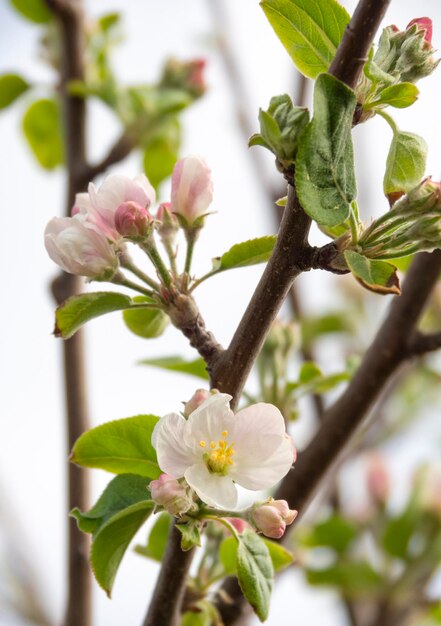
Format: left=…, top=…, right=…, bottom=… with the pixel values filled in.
left=406, top=330, right=441, bottom=356
left=83, top=132, right=134, bottom=184
left=44, top=1, right=92, bottom=625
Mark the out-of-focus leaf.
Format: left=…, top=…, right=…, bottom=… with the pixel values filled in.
left=143, top=118, right=181, bottom=191
left=22, top=98, right=64, bottom=169
left=299, top=515, right=358, bottom=553
left=0, top=74, right=30, bottom=109
left=10, top=0, right=52, bottom=23
left=306, top=561, right=382, bottom=597
left=135, top=512, right=172, bottom=562
left=139, top=356, right=208, bottom=380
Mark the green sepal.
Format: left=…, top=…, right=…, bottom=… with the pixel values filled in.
left=176, top=522, right=202, bottom=551
left=71, top=414, right=161, bottom=479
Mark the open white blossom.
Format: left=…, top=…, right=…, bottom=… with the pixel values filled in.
left=152, top=393, right=295, bottom=509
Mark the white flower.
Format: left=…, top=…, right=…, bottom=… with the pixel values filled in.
left=44, top=216, right=118, bottom=279
left=152, top=393, right=295, bottom=509
left=72, top=174, right=156, bottom=241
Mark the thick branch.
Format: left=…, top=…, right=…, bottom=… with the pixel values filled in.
left=406, top=330, right=441, bottom=356
left=45, top=1, right=92, bottom=625
left=142, top=525, right=194, bottom=626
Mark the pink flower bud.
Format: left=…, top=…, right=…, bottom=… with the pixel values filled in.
left=366, top=454, right=390, bottom=505
left=44, top=216, right=118, bottom=280
left=160, top=58, right=207, bottom=98
left=156, top=202, right=179, bottom=247
left=407, top=17, right=433, bottom=43
left=150, top=474, right=192, bottom=516
left=251, top=499, right=298, bottom=539
left=114, top=201, right=152, bottom=240
left=171, top=155, right=213, bottom=226
left=227, top=518, right=248, bottom=534
left=183, top=389, right=210, bottom=417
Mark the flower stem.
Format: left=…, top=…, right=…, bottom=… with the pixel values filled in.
left=201, top=515, right=240, bottom=541
left=184, top=230, right=199, bottom=275
left=141, top=240, right=173, bottom=288
left=119, top=253, right=161, bottom=291
left=349, top=202, right=360, bottom=245
left=163, top=240, right=178, bottom=275
left=111, top=271, right=155, bottom=298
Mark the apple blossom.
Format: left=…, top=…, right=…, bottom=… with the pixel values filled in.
left=171, top=155, right=213, bottom=225
left=149, top=473, right=193, bottom=516
left=250, top=499, right=298, bottom=539
left=44, top=216, right=118, bottom=280
left=73, top=174, right=156, bottom=241
left=407, top=17, right=433, bottom=44
left=152, top=393, right=295, bottom=509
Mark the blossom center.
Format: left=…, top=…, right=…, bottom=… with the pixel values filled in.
left=199, top=430, right=235, bottom=476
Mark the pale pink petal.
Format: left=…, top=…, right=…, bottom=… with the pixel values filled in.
left=231, top=436, right=294, bottom=490
left=171, top=155, right=213, bottom=222
left=153, top=412, right=195, bottom=478
left=184, top=463, right=238, bottom=509
left=185, top=393, right=234, bottom=450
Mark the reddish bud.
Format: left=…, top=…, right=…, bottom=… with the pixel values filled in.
left=183, top=389, right=211, bottom=417
left=251, top=499, right=298, bottom=539
left=366, top=454, right=390, bottom=505
left=407, top=17, right=433, bottom=43
left=114, top=201, right=152, bottom=240
left=150, top=474, right=192, bottom=516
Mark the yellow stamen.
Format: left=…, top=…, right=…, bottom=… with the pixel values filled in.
left=199, top=440, right=206, bottom=448
left=222, top=430, right=228, bottom=437
left=210, top=441, right=216, bottom=449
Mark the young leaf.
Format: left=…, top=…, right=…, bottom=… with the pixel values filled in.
left=0, top=74, right=30, bottom=110
left=381, top=510, right=418, bottom=560
left=384, top=130, right=427, bottom=196
left=236, top=530, right=274, bottom=622
left=214, top=236, right=277, bottom=271
left=10, top=0, right=52, bottom=23
left=260, top=0, right=350, bottom=79
left=300, top=515, right=358, bottom=553
left=71, top=414, right=161, bottom=479
left=344, top=250, right=400, bottom=295
left=176, top=523, right=202, bottom=551
left=123, top=296, right=169, bottom=339
left=143, top=118, right=181, bottom=191
left=138, top=356, right=208, bottom=380
left=91, top=500, right=154, bottom=596
left=71, top=474, right=152, bottom=535
left=55, top=292, right=135, bottom=339
left=135, top=512, right=172, bottom=561
left=296, top=74, right=357, bottom=227
left=367, top=83, right=419, bottom=110
left=220, top=535, right=293, bottom=574
left=22, top=98, right=64, bottom=169
left=306, top=561, right=381, bottom=597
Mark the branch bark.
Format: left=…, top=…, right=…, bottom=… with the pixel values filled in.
left=406, top=330, right=441, bottom=356
left=45, top=1, right=91, bottom=625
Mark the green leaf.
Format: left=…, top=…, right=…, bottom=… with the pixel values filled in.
left=220, top=535, right=293, bottom=578
left=260, top=0, right=350, bottom=79
left=71, top=414, right=161, bottom=479
left=176, top=523, right=202, bottom=551
left=143, top=118, right=181, bottom=190
left=214, top=236, right=277, bottom=271
left=296, top=74, right=357, bottom=227
left=306, top=561, right=382, bottom=597
left=22, top=98, right=64, bottom=169
left=91, top=500, right=154, bottom=596
left=0, top=74, right=30, bottom=110
left=139, top=356, right=208, bottom=380
left=381, top=510, right=417, bottom=560
left=181, top=610, right=212, bottom=626
left=55, top=292, right=135, bottom=339
left=123, top=296, right=169, bottom=339
left=98, top=12, right=121, bottom=32
left=344, top=250, right=400, bottom=295
left=71, top=474, right=152, bottom=535
left=300, top=515, right=358, bottom=553
left=299, top=361, right=322, bottom=384
left=236, top=530, right=274, bottom=622
left=135, top=512, right=172, bottom=562
left=301, top=312, right=351, bottom=347
left=367, top=83, right=419, bottom=110
left=9, top=0, right=52, bottom=23
left=383, top=129, right=427, bottom=196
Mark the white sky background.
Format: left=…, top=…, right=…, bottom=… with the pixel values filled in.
left=0, top=0, right=440, bottom=625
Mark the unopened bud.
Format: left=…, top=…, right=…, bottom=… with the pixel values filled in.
left=366, top=454, right=390, bottom=505
left=149, top=474, right=192, bottom=516
left=392, top=178, right=441, bottom=215
left=115, top=201, right=153, bottom=240
left=156, top=202, right=179, bottom=247
left=227, top=518, right=248, bottom=534
left=407, top=17, right=433, bottom=44
left=183, top=389, right=210, bottom=417
left=250, top=498, right=298, bottom=539
left=160, top=58, right=207, bottom=98
left=171, top=155, right=213, bottom=228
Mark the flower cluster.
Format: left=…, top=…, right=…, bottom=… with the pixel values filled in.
left=45, top=154, right=213, bottom=281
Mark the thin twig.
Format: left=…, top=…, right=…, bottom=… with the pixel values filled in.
left=83, top=132, right=134, bottom=184
left=406, top=330, right=441, bottom=356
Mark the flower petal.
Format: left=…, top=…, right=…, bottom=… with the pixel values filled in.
left=184, top=463, right=238, bottom=509
left=185, top=393, right=234, bottom=450
left=152, top=412, right=194, bottom=477
left=231, top=436, right=294, bottom=490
